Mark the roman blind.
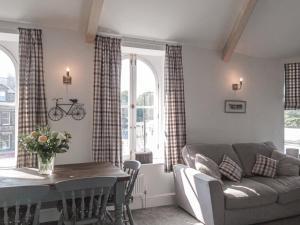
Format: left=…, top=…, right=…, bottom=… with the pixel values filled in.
left=285, top=63, right=300, bottom=109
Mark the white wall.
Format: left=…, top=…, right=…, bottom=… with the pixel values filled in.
left=43, top=28, right=94, bottom=165
left=183, top=46, right=284, bottom=150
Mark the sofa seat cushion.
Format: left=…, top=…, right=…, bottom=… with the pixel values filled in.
left=251, top=176, right=300, bottom=204
left=223, top=178, right=278, bottom=209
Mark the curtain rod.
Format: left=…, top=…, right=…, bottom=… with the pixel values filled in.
left=97, top=31, right=180, bottom=48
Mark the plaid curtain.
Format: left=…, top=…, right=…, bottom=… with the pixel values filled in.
left=284, top=63, right=300, bottom=109
left=17, top=28, right=48, bottom=168
left=164, top=45, right=186, bottom=172
left=92, top=35, right=122, bottom=167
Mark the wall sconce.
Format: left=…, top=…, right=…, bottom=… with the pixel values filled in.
left=63, top=67, right=72, bottom=85
left=232, top=77, right=243, bottom=91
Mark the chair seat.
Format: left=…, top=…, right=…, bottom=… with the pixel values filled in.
left=223, top=178, right=278, bottom=209
left=251, top=176, right=300, bottom=204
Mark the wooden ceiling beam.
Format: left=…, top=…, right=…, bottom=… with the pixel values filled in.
left=222, top=0, right=257, bottom=62
left=86, top=0, right=104, bottom=43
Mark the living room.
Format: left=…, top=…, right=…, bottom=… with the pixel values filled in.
left=0, top=0, right=299, bottom=225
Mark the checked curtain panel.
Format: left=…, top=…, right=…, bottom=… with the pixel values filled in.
left=17, top=28, right=48, bottom=168
left=92, top=35, right=122, bottom=167
left=284, top=63, right=300, bottom=109
left=164, top=45, right=186, bottom=172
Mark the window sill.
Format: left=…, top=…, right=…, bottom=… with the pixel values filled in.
left=140, top=162, right=164, bottom=167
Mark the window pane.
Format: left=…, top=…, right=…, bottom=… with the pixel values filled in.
left=0, top=91, right=5, bottom=101
left=0, top=49, right=16, bottom=167
left=0, top=133, right=10, bottom=150
left=136, top=60, right=157, bottom=154
left=1, top=112, right=10, bottom=125
left=285, top=110, right=300, bottom=151
left=136, top=107, right=156, bottom=152
left=121, top=59, right=130, bottom=157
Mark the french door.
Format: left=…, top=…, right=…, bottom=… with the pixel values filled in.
left=121, top=54, right=159, bottom=160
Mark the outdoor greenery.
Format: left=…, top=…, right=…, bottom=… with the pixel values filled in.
left=285, top=110, right=300, bottom=128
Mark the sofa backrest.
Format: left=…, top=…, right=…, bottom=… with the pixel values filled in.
left=232, top=142, right=276, bottom=177
left=182, top=144, right=242, bottom=169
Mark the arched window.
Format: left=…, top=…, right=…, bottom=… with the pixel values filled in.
left=121, top=54, right=161, bottom=162
left=0, top=46, right=17, bottom=167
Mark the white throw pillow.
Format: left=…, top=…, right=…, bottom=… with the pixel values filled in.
left=195, top=153, right=223, bottom=184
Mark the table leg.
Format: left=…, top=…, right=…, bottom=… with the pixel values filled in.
left=114, top=180, right=126, bottom=225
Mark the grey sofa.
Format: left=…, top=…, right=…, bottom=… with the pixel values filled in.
left=174, top=142, right=300, bottom=225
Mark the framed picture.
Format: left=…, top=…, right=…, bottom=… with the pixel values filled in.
left=224, top=100, right=247, bottom=113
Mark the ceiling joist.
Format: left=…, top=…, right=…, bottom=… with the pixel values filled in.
left=86, top=0, right=104, bottom=43
left=222, top=0, right=257, bottom=62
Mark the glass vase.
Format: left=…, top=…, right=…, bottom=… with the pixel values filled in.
left=37, top=155, right=55, bottom=175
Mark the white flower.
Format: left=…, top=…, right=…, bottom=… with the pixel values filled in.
left=57, top=132, right=66, bottom=140
left=51, top=131, right=58, bottom=138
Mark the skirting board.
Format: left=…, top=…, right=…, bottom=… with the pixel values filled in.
left=40, top=192, right=176, bottom=222
left=131, top=192, right=176, bottom=209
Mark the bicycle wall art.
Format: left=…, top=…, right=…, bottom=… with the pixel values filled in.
left=48, top=98, right=86, bottom=121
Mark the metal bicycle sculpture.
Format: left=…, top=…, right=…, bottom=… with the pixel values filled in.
left=48, top=98, right=86, bottom=121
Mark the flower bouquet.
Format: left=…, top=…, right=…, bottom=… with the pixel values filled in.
left=19, top=127, right=71, bottom=175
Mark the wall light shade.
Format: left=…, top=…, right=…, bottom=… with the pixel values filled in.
left=63, top=67, right=72, bottom=85
left=232, top=77, right=243, bottom=91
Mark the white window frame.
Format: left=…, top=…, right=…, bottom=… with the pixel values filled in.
left=1, top=111, right=10, bottom=125
left=121, top=54, right=161, bottom=162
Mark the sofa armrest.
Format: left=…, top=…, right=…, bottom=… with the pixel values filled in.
left=174, top=164, right=224, bottom=225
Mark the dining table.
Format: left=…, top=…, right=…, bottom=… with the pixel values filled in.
left=0, top=162, right=130, bottom=225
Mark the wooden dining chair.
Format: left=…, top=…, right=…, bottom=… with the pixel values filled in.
left=0, top=185, right=49, bottom=225
left=107, top=160, right=141, bottom=225
left=55, top=177, right=117, bottom=225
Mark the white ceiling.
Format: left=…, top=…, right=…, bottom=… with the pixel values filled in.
left=0, top=0, right=300, bottom=59
left=235, top=0, right=300, bottom=59
left=0, top=0, right=87, bottom=30
left=100, top=0, right=243, bottom=50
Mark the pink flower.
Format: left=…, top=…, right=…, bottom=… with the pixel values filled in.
left=38, top=135, right=48, bottom=143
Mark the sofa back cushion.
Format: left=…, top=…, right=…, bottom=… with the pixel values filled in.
left=182, top=144, right=242, bottom=169
left=271, top=150, right=300, bottom=176
left=232, top=142, right=275, bottom=177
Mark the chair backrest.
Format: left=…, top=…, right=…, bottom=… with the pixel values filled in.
left=123, top=160, right=141, bottom=202
left=0, top=185, right=49, bottom=225
left=55, top=177, right=117, bottom=224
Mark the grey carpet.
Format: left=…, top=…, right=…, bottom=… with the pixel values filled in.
left=42, top=205, right=300, bottom=225
left=132, top=206, right=201, bottom=225
left=132, top=206, right=300, bottom=225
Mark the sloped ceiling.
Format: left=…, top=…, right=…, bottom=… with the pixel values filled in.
left=235, top=0, right=300, bottom=59
left=0, top=0, right=300, bottom=59
left=99, top=0, right=243, bottom=50
left=0, top=0, right=87, bottom=30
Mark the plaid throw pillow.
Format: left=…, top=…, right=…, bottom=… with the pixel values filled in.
left=252, top=154, right=278, bottom=178
left=219, top=155, right=243, bottom=182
